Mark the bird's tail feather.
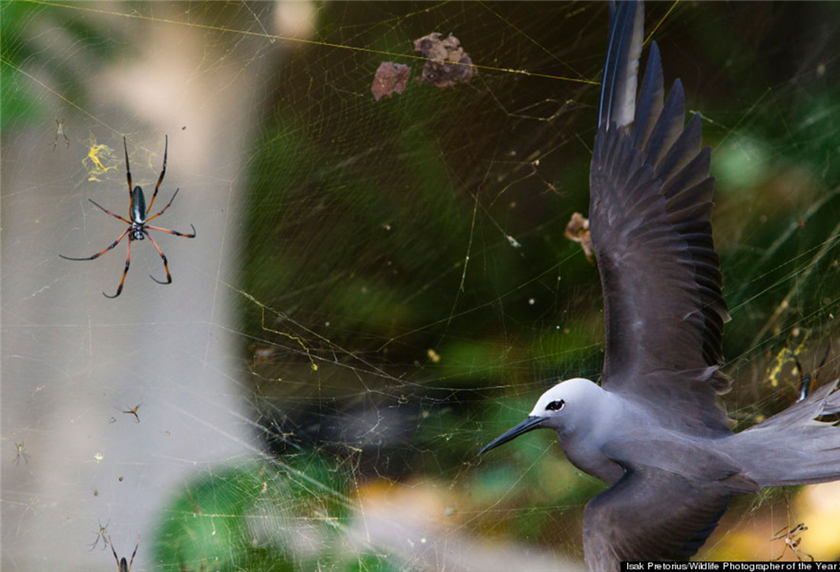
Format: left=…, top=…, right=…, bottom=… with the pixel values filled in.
left=730, top=379, right=840, bottom=488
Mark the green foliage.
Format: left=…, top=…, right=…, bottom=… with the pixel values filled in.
left=155, top=454, right=397, bottom=571
left=1, top=2, right=43, bottom=130
left=0, top=2, right=115, bottom=130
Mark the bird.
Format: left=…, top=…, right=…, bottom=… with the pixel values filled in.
left=479, top=1, right=840, bottom=569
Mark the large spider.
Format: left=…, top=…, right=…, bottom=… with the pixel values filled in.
left=60, top=136, right=196, bottom=298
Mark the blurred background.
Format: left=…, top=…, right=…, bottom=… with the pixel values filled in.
left=2, top=2, right=840, bottom=570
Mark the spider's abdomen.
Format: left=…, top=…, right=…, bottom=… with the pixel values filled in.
left=131, top=186, right=146, bottom=224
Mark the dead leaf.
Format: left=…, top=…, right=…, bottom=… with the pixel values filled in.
left=413, top=33, right=476, bottom=88
left=372, top=62, right=412, bottom=102
left=565, top=212, right=595, bottom=264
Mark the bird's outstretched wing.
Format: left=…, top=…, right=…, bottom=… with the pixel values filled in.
left=582, top=463, right=736, bottom=570
left=589, top=1, right=731, bottom=431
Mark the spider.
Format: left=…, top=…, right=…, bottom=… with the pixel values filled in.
left=771, top=522, right=814, bottom=562
left=118, top=400, right=142, bottom=423
left=110, top=536, right=140, bottom=572
left=89, top=519, right=110, bottom=551
left=53, top=118, right=70, bottom=150
left=60, top=136, right=196, bottom=298
left=770, top=490, right=814, bottom=562
left=14, top=442, right=30, bottom=466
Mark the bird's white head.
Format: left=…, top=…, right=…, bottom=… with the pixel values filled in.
left=529, top=377, right=604, bottom=429
left=479, top=377, right=604, bottom=455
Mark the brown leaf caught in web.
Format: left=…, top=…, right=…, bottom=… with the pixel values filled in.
left=371, top=62, right=412, bottom=102
left=565, top=212, right=595, bottom=264
left=413, top=33, right=476, bottom=88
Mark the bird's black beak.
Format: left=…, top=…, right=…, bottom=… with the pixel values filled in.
left=479, top=416, right=547, bottom=455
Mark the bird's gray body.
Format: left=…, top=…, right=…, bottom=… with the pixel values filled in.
left=539, top=377, right=840, bottom=490
left=479, top=1, right=840, bottom=569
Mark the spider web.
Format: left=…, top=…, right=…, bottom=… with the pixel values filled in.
left=2, top=2, right=840, bottom=571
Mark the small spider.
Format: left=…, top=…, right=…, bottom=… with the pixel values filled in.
left=60, top=136, right=196, bottom=298
left=771, top=522, right=814, bottom=562
left=770, top=490, right=814, bottom=562
left=119, top=401, right=142, bottom=423
left=14, top=442, right=30, bottom=466
left=89, top=519, right=110, bottom=551
left=53, top=118, right=70, bottom=150
left=110, top=536, right=140, bottom=572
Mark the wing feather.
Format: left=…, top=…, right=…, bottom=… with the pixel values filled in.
left=658, top=114, right=703, bottom=182
left=599, top=1, right=644, bottom=129
left=632, top=42, right=664, bottom=150
left=643, top=80, right=686, bottom=166
left=589, top=0, right=731, bottom=433
left=583, top=464, right=734, bottom=569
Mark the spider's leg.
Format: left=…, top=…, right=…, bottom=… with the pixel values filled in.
left=146, top=223, right=197, bottom=238
left=144, top=231, right=173, bottom=285
left=146, top=135, right=168, bottom=215
left=127, top=536, right=140, bottom=572
left=60, top=228, right=129, bottom=261
left=145, top=188, right=179, bottom=222
left=813, top=342, right=831, bottom=383
left=88, top=199, right=131, bottom=224
left=124, top=136, right=132, bottom=193
left=794, top=343, right=831, bottom=403
left=88, top=528, right=99, bottom=551
left=791, top=350, right=810, bottom=403
left=123, top=135, right=136, bottom=217
left=109, top=537, right=120, bottom=567
left=103, top=239, right=131, bottom=299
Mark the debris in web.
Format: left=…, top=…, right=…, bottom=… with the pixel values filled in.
left=413, top=33, right=476, bottom=88
left=564, top=212, right=594, bottom=264
left=371, top=62, right=411, bottom=102
left=82, top=138, right=118, bottom=182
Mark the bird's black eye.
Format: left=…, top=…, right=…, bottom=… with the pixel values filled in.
left=545, top=399, right=565, bottom=411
